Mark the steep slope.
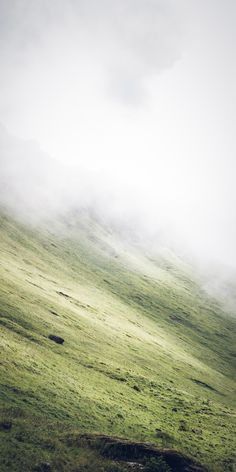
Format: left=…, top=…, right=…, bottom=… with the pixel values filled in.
left=0, top=210, right=235, bottom=471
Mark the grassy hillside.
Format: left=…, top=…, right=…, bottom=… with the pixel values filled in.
left=0, top=210, right=235, bottom=471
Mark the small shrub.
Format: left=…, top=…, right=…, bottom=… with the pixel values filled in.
left=144, top=456, right=172, bottom=472
left=179, top=420, right=188, bottom=432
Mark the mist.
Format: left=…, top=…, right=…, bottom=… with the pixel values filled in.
left=0, top=0, right=236, bottom=277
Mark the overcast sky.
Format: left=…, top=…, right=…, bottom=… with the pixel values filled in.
left=0, top=0, right=235, bottom=269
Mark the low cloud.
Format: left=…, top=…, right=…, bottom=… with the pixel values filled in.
left=0, top=1, right=235, bottom=294
left=0, top=0, right=184, bottom=103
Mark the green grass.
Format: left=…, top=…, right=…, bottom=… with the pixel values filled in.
left=0, top=210, right=235, bottom=471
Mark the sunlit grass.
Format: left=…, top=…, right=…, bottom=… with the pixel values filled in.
left=0, top=211, right=235, bottom=471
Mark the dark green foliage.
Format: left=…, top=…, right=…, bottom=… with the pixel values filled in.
left=144, top=457, right=172, bottom=472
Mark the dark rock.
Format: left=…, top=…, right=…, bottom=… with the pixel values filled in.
left=48, top=334, right=64, bottom=345
left=133, top=385, right=141, bottom=392
left=0, top=421, right=12, bottom=431
left=172, top=408, right=178, bottom=412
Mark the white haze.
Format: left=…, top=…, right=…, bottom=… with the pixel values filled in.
left=0, top=0, right=236, bottom=275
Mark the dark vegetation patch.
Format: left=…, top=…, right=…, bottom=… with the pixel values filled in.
left=0, top=317, right=40, bottom=343
left=0, top=406, right=25, bottom=418
left=27, top=281, right=44, bottom=290
left=33, top=462, right=52, bottom=472
left=83, top=363, right=128, bottom=383
left=155, top=430, right=173, bottom=442
left=56, top=291, right=70, bottom=298
left=144, top=456, right=172, bottom=472
left=190, top=379, right=218, bottom=392
left=0, top=305, right=34, bottom=331
left=106, top=372, right=127, bottom=382
left=169, top=314, right=193, bottom=328
left=0, top=384, right=41, bottom=407
left=104, top=279, right=112, bottom=285
left=229, top=351, right=236, bottom=358
left=55, top=291, right=96, bottom=312
left=73, top=434, right=207, bottom=472
left=0, top=421, right=12, bottom=431
left=178, top=420, right=188, bottom=432
left=73, top=299, right=97, bottom=312
left=49, top=310, right=59, bottom=316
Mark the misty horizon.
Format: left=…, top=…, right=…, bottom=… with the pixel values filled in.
left=0, top=0, right=236, bottom=272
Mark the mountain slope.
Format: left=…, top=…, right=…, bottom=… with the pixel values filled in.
left=0, top=210, right=235, bottom=471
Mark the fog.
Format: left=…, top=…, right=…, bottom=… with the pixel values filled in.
left=0, top=0, right=236, bottom=276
